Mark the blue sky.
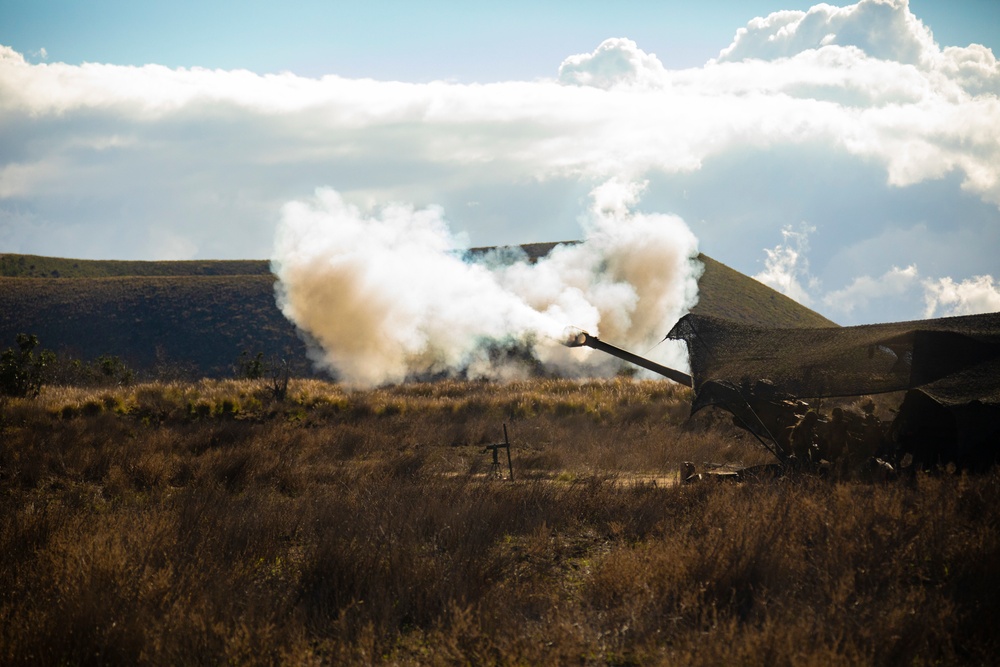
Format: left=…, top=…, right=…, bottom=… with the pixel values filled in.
left=5, top=1, right=997, bottom=79
left=1, top=0, right=999, bottom=333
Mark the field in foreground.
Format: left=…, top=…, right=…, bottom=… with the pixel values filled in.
left=1, top=378, right=998, bottom=665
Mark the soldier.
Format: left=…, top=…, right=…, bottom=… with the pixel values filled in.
left=857, top=412, right=884, bottom=466
left=823, top=407, right=850, bottom=472
left=787, top=410, right=820, bottom=466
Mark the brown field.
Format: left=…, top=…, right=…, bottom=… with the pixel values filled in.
left=1, top=378, right=997, bottom=665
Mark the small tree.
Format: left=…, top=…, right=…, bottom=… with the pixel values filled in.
left=96, top=354, right=135, bottom=387
left=235, top=350, right=289, bottom=400
left=0, top=334, right=56, bottom=398
left=235, top=350, right=267, bottom=380
left=270, top=358, right=290, bottom=401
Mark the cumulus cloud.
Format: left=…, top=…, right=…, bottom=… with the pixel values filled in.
left=756, top=237, right=1000, bottom=323
left=753, top=224, right=819, bottom=306
left=558, top=38, right=668, bottom=89
left=705, top=0, right=1000, bottom=205
left=716, top=0, right=936, bottom=66
left=753, top=224, right=1000, bottom=323
left=923, top=275, right=1000, bottom=318
left=0, top=0, right=998, bottom=326
left=713, top=0, right=999, bottom=99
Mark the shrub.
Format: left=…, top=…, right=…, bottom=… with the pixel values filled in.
left=235, top=350, right=266, bottom=380
left=0, top=334, right=55, bottom=398
left=48, top=354, right=134, bottom=388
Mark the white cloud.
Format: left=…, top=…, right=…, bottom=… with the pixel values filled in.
left=0, top=1, right=998, bottom=327
left=751, top=219, right=998, bottom=323
left=716, top=0, right=936, bottom=66
left=923, top=275, right=1000, bottom=318
left=753, top=224, right=819, bottom=306
left=1, top=7, right=996, bottom=202
left=938, top=44, right=1000, bottom=96
left=823, top=264, right=919, bottom=316
left=558, top=38, right=668, bottom=90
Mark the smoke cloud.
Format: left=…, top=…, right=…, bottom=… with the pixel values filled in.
left=272, top=182, right=701, bottom=387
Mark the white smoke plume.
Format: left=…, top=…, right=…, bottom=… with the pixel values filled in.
left=272, top=182, right=701, bottom=387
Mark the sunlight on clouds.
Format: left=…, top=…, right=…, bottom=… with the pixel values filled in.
left=1, top=1, right=996, bottom=200
left=924, top=275, right=1000, bottom=318
left=558, top=38, right=668, bottom=90
left=1, top=4, right=997, bottom=197
left=752, top=224, right=819, bottom=306
left=0, top=0, right=998, bottom=326
left=939, top=44, right=1000, bottom=96
left=715, top=0, right=936, bottom=65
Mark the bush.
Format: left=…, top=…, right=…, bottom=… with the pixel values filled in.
left=0, top=334, right=55, bottom=398
left=235, top=350, right=266, bottom=380
left=48, top=354, right=134, bottom=388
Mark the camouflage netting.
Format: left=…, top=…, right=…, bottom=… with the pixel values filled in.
left=667, top=312, right=1000, bottom=406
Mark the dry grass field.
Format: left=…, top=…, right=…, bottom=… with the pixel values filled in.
left=2, top=377, right=998, bottom=665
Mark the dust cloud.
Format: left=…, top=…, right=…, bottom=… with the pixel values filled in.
left=271, top=182, right=702, bottom=387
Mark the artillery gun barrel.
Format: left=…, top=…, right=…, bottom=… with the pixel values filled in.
left=564, top=330, right=693, bottom=387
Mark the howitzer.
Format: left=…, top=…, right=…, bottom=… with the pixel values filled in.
left=564, top=331, right=903, bottom=474
left=563, top=329, right=801, bottom=464
left=563, top=330, right=693, bottom=387
left=564, top=310, right=1000, bottom=474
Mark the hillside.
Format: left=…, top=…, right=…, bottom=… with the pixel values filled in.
left=0, top=274, right=310, bottom=378
left=694, top=254, right=836, bottom=327
left=0, top=253, right=270, bottom=278
left=0, top=249, right=834, bottom=378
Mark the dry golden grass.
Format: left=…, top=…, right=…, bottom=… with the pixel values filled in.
left=1, top=378, right=997, bottom=665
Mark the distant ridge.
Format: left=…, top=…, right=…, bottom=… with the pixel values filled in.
left=0, top=253, right=270, bottom=278
left=0, top=274, right=310, bottom=378
left=0, top=247, right=834, bottom=378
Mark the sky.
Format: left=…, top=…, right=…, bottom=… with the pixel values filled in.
left=2, top=0, right=999, bottom=327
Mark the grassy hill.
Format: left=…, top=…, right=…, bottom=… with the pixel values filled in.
left=694, top=254, right=836, bottom=327
left=0, top=249, right=834, bottom=379
left=0, top=253, right=270, bottom=278
left=0, top=274, right=310, bottom=378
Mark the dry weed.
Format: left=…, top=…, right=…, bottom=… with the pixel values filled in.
left=1, top=378, right=997, bottom=665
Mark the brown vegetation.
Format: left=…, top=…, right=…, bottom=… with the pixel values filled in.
left=1, top=378, right=997, bottom=665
